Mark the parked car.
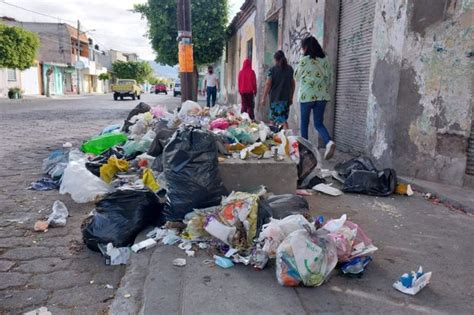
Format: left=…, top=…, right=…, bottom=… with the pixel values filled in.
left=111, top=79, right=142, bottom=100
left=173, top=81, right=181, bottom=97
left=155, top=84, right=168, bottom=95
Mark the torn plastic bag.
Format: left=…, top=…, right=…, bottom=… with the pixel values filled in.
left=295, top=137, right=322, bottom=188
left=265, top=194, right=309, bottom=219
left=276, top=227, right=338, bottom=287
left=163, top=126, right=227, bottom=221
left=343, top=169, right=397, bottom=196
left=122, top=102, right=151, bottom=133
left=335, top=157, right=377, bottom=180
left=123, top=130, right=156, bottom=155
left=60, top=158, right=114, bottom=203
left=147, top=120, right=177, bottom=157
left=81, top=190, right=165, bottom=251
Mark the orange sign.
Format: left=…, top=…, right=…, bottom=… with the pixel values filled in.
left=178, top=43, right=194, bottom=73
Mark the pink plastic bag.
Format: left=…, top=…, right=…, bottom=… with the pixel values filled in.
left=210, top=118, right=230, bottom=130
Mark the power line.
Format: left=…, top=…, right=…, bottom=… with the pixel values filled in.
left=0, top=0, right=76, bottom=24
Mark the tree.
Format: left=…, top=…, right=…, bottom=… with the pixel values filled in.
left=112, top=60, right=153, bottom=84
left=98, top=72, right=111, bottom=93
left=134, top=0, right=228, bottom=66
left=0, top=24, right=40, bottom=70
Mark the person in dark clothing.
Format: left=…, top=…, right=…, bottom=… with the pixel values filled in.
left=238, top=58, right=257, bottom=120
left=261, top=50, right=295, bottom=129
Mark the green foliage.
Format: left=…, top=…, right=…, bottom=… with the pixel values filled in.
left=149, top=76, right=172, bottom=85
left=98, top=72, right=111, bottom=81
left=0, top=24, right=40, bottom=70
left=134, top=0, right=228, bottom=66
left=112, top=60, right=153, bottom=83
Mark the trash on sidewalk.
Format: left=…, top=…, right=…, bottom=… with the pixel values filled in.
left=131, top=238, right=157, bottom=253
left=393, top=266, right=432, bottom=295
left=214, top=255, right=234, bottom=268
left=100, top=156, right=129, bottom=183
left=98, top=243, right=131, bottom=265
left=335, top=157, right=397, bottom=196
left=81, top=133, right=128, bottom=155
left=341, top=256, right=372, bottom=275
left=24, top=306, right=52, bottom=315
left=48, top=200, right=68, bottom=227
left=173, top=258, right=187, bottom=267
left=395, top=183, right=414, bottom=196
left=313, top=183, right=343, bottom=196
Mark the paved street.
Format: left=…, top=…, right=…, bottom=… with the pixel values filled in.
left=0, top=93, right=180, bottom=314
left=0, top=94, right=473, bottom=314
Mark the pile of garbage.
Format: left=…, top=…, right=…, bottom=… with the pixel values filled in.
left=32, top=100, right=381, bottom=287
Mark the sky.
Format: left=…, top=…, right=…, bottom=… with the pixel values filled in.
left=0, top=0, right=246, bottom=61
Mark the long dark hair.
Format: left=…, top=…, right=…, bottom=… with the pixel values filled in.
left=274, top=50, right=288, bottom=69
left=302, top=36, right=326, bottom=59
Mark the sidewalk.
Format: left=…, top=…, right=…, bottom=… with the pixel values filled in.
left=109, top=156, right=474, bottom=314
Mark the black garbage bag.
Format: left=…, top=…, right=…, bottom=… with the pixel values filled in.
left=266, top=194, right=310, bottom=219
left=163, top=126, right=227, bottom=221
left=148, top=120, right=177, bottom=157
left=82, top=190, right=165, bottom=251
left=335, top=157, right=377, bottom=180
left=85, top=147, right=126, bottom=177
left=296, top=137, right=319, bottom=181
left=343, top=169, right=397, bottom=196
left=122, top=102, right=151, bottom=133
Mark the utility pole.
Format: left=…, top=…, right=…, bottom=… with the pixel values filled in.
left=76, top=20, right=81, bottom=95
left=177, top=0, right=194, bottom=101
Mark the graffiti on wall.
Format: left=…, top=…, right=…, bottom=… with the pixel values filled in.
left=285, top=12, right=313, bottom=65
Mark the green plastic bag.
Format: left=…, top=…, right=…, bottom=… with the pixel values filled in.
left=81, top=133, right=128, bottom=155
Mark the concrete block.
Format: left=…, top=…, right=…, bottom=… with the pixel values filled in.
left=218, top=157, right=297, bottom=195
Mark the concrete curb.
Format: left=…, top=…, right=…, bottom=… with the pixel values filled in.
left=399, top=176, right=474, bottom=214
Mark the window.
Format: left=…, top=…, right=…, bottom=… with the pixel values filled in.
left=7, top=69, right=17, bottom=81
left=247, top=38, right=253, bottom=60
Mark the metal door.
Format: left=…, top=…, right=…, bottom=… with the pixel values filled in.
left=334, top=0, right=376, bottom=153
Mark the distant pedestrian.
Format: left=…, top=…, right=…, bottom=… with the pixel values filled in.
left=238, top=58, right=257, bottom=120
left=295, top=36, right=335, bottom=160
left=261, top=50, right=295, bottom=129
left=202, top=66, right=219, bottom=107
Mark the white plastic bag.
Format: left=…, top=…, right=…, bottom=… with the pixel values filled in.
left=48, top=200, right=68, bottom=227
left=259, top=214, right=314, bottom=258
left=276, top=228, right=338, bottom=287
left=60, top=159, right=113, bottom=203
left=178, top=100, right=202, bottom=118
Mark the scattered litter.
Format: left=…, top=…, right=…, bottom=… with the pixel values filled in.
left=47, top=200, right=68, bottom=227
left=34, top=220, right=49, bottom=232
left=124, top=293, right=131, bottom=298
left=313, top=183, right=343, bottom=196
left=97, top=243, right=131, bottom=265
left=62, top=142, right=73, bottom=148
left=90, top=280, right=94, bottom=284
left=131, top=238, right=157, bottom=253
left=395, top=183, right=414, bottom=196
left=341, top=256, right=372, bottom=275
left=393, top=266, right=432, bottom=295
left=185, top=250, right=195, bottom=257
left=29, top=178, right=60, bottom=191
left=24, top=306, right=52, bottom=315
left=173, top=258, right=187, bottom=267
left=105, top=284, right=114, bottom=289
left=213, top=255, right=234, bottom=268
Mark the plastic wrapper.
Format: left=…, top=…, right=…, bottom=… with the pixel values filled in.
left=123, top=130, right=156, bottom=155
left=210, top=118, right=230, bottom=130
left=48, top=200, right=68, bottom=227
left=163, top=126, right=227, bottom=221
left=178, top=100, right=202, bottom=118
left=85, top=147, right=126, bottom=177
left=100, top=156, right=129, bottom=183
left=142, top=168, right=159, bottom=192
left=42, top=150, right=69, bottom=179
left=276, top=228, right=338, bottom=287
left=265, top=194, right=309, bottom=219
left=81, top=133, right=128, bottom=155
left=81, top=190, right=165, bottom=251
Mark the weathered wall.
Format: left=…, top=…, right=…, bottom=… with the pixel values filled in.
left=368, top=0, right=473, bottom=186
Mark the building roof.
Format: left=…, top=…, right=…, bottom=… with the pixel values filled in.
left=65, top=24, right=89, bottom=43
left=228, top=0, right=255, bottom=35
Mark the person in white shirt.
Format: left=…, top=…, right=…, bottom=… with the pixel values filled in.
left=202, top=66, right=219, bottom=107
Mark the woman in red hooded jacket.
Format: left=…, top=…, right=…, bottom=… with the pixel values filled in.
left=238, top=58, right=257, bottom=120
